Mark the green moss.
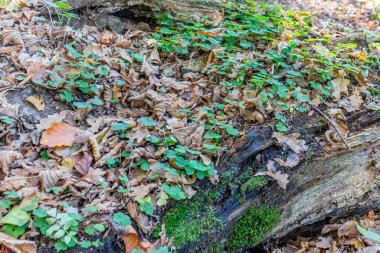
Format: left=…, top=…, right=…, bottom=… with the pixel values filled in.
left=227, top=206, right=280, bottom=250
left=156, top=194, right=221, bottom=248
left=241, top=176, right=267, bottom=193
left=369, top=87, right=380, bottom=99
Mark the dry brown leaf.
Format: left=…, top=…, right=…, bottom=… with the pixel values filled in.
left=79, top=169, right=105, bottom=184
left=199, top=154, right=212, bottom=166
left=212, top=10, right=224, bottom=26
left=0, top=92, right=19, bottom=119
left=40, top=122, right=79, bottom=148
left=0, top=150, right=22, bottom=175
left=95, top=141, right=124, bottom=167
left=239, top=109, right=264, bottom=123
left=172, top=125, right=204, bottom=147
left=0, top=231, right=36, bottom=253
left=61, top=157, right=75, bottom=171
left=121, top=226, right=154, bottom=253
left=2, top=28, right=24, bottom=46
left=316, top=236, right=331, bottom=249
left=272, top=132, right=308, bottom=154
left=26, top=62, right=48, bottom=82
left=72, top=152, right=93, bottom=176
left=0, top=176, right=29, bottom=191
left=130, top=184, right=156, bottom=201
left=198, top=28, right=225, bottom=38
left=0, top=45, right=23, bottom=55
left=356, top=71, right=366, bottom=86
left=88, top=135, right=101, bottom=160
left=338, top=220, right=360, bottom=238
left=351, top=51, right=367, bottom=61
left=331, top=76, right=350, bottom=100
left=126, top=201, right=152, bottom=234
left=325, top=109, right=349, bottom=144
left=256, top=170, right=289, bottom=189
left=100, top=30, right=115, bottom=45
left=282, top=153, right=300, bottom=168
left=26, top=95, right=45, bottom=111
left=39, top=169, right=69, bottom=190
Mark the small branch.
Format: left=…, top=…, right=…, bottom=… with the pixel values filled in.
left=310, top=105, right=351, bottom=150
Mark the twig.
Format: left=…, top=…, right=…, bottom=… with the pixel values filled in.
left=310, top=105, right=351, bottom=150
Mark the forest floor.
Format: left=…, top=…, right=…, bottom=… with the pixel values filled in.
left=0, top=0, right=379, bottom=253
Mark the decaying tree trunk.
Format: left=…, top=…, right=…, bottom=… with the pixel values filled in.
left=63, top=0, right=220, bottom=32
left=178, top=110, right=380, bottom=252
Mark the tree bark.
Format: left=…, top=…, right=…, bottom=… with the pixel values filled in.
left=180, top=110, right=380, bottom=252
left=62, top=0, right=220, bottom=32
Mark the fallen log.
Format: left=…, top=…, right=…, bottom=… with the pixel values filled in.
left=158, top=110, right=380, bottom=252
left=53, top=0, right=220, bottom=32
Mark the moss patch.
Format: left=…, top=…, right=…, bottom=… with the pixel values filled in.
left=241, top=176, right=267, bottom=193
left=156, top=193, right=221, bottom=248
left=227, top=206, right=280, bottom=250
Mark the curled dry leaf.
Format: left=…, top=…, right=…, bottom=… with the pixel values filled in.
left=199, top=154, right=212, bottom=166
left=212, top=10, right=224, bottom=26
left=351, top=51, right=367, bottom=61
left=72, top=152, right=93, bottom=176
left=0, top=150, right=23, bottom=175
left=39, top=169, right=69, bottom=190
left=198, top=28, right=225, bottom=38
left=272, top=132, right=308, bottom=154
left=0, top=231, right=37, bottom=253
left=274, top=153, right=300, bottom=168
left=100, top=30, right=115, bottom=45
left=88, top=135, right=101, bottom=160
left=0, top=92, right=19, bottom=119
left=126, top=201, right=152, bottom=234
left=26, top=95, right=45, bottom=111
left=130, top=184, right=156, bottom=201
left=172, top=125, right=204, bottom=147
left=331, top=76, right=350, bottom=100
left=0, top=176, right=29, bottom=191
left=78, top=169, right=105, bottom=184
left=338, top=220, right=360, bottom=238
left=239, top=108, right=264, bottom=123
left=121, top=225, right=154, bottom=253
left=40, top=122, right=79, bottom=148
left=256, top=170, right=289, bottom=189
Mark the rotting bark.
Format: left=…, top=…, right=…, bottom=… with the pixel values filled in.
left=173, top=110, right=380, bottom=252
left=57, top=0, right=220, bottom=32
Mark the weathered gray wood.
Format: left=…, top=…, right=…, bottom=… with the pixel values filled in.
left=68, top=0, right=220, bottom=14
left=180, top=110, right=380, bottom=252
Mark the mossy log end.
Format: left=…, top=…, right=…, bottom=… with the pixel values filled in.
left=167, top=110, right=380, bottom=252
